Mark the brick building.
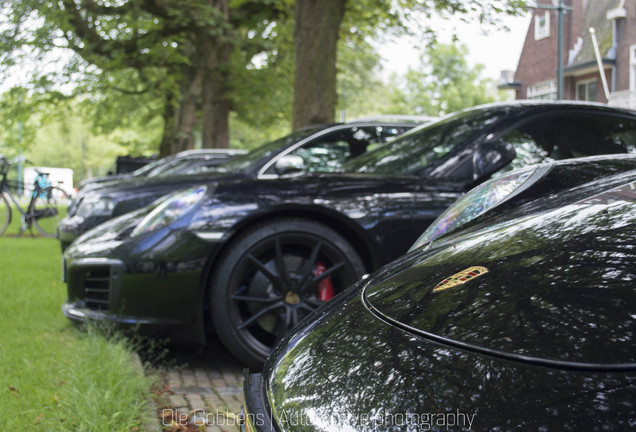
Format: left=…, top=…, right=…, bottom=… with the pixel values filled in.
left=501, top=0, right=636, bottom=109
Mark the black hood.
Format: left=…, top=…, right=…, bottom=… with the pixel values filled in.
left=364, top=201, right=636, bottom=368
left=78, top=170, right=234, bottom=195
left=262, top=175, right=636, bottom=432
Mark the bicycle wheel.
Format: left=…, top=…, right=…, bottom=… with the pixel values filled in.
left=0, top=193, right=10, bottom=236
left=29, top=186, right=70, bottom=238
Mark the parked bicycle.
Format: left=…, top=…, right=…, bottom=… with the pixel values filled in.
left=0, top=155, right=70, bottom=237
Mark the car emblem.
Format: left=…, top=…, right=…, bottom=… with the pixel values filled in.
left=433, top=266, right=489, bottom=293
left=285, top=292, right=301, bottom=305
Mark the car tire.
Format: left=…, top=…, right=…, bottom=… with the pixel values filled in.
left=210, top=218, right=365, bottom=370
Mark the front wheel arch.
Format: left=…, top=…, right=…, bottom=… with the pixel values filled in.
left=200, top=208, right=379, bottom=333
left=201, top=206, right=380, bottom=286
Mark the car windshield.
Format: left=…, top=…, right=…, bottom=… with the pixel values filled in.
left=148, top=159, right=198, bottom=177
left=342, top=109, right=506, bottom=176
left=129, top=158, right=166, bottom=176
left=132, top=159, right=189, bottom=178
left=207, top=127, right=324, bottom=173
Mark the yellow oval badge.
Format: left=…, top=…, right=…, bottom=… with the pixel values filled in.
left=285, top=291, right=301, bottom=305
left=433, top=266, right=489, bottom=293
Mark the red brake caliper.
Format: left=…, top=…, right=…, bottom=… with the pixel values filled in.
left=314, top=261, right=334, bottom=301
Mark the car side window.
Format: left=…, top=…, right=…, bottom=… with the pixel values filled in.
left=500, top=130, right=551, bottom=171
left=294, top=141, right=352, bottom=172
left=264, top=126, right=408, bottom=175
left=502, top=113, right=636, bottom=172
left=366, top=125, right=412, bottom=149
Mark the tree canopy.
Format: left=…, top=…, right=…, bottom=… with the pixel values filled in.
left=393, top=42, right=499, bottom=117
left=0, top=0, right=527, bottom=168
left=1, top=0, right=286, bottom=154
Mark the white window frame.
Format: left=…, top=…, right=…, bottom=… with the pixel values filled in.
left=527, top=80, right=557, bottom=100
left=630, top=44, right=636, bottom=91
left=575, top=79, right=597, bottom=101
left=534, top=12, right=550, bottom=40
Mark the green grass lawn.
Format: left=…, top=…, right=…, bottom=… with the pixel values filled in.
left=0, top=236, right=157, bottom=431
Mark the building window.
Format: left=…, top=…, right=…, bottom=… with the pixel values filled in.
left=534, top=12, right=550, bottom=40
left=630, top=44, right=636, bottom=91
left=527, top=80, right=557, bottom=100
left=576, top=79, right=597, bottom=101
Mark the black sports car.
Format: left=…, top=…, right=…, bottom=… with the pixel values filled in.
left=62, top=101, right=636, bottom=368
left=242, top=155, right=636, bottom=431
left=58, top=120, right=416, bottom=250
left=78, top=149, right=246, bottom=189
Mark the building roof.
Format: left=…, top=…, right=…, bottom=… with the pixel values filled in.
left=567, top=0, right=617, bottom=68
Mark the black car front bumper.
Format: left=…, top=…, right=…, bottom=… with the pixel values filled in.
left=62, top=256, right=206, bottom=344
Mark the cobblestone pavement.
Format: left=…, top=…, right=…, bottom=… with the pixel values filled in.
left=157, top=336, right=246, bottom=432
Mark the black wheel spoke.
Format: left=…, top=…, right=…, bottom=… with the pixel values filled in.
left=237, top=303, right=285, bottom=331
left=297, top=240, right=322, bottom=288
left=284, top=307, right=293, bottom=329
left=274, top=237, right=292, bottom=288
left=247, top=253, right=281, bottom=288
left=290, top=308, right=299, bottom=328
left=272, top=308, right=297, bottom=346
left=230, top=293, right=282, bottom=304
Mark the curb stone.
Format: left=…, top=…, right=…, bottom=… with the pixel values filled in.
left=130, top=352, right=163, bottom=432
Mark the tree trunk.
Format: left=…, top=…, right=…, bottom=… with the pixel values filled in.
left=173, top=67, right=203, bottom=154
left=159, top=68, right=203, bottom=157
left=200, top=41, right=232, bottom=149
left=200, top=0, right=232, bottom=149
left=159, top=0, right=233, bottom=155
left=159, top=91, right=176, bottom=157
left=292, top=0, right=347, bottom=131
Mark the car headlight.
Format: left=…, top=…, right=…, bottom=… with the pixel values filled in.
left=75, top=196, right=115, bottom=218
left=410, top=164, right=551, bottom=250
left=130, top=185, right=207, bottom=237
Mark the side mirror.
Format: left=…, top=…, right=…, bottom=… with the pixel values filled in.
left=473, top=140, right=516, bottom=182
left=274, top=155, right=306, bottom=175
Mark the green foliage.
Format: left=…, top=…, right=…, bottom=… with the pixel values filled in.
left=336, top=38, right=386, bottom=120
left=0, top=0, right=185, bottom=158
left=0, top=88, right=37, bottom=154
left=0, top=0, right=526, bottom=166
left=335, top=0, right=526, bottom=120
left=0, top=0, right=292, bottom=156
left=336, top=40, right=502, bottom=121
left=230, top=112, right=290, bottom=150
left=0, top=94, right=161, bottom=185
left=387, top=42, right=498, bottom=117
left=26, top=110, right=160, bottom=183
left=229, top=10, right=295, bottom=133
left=343, top=0, right=527, bottom=43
